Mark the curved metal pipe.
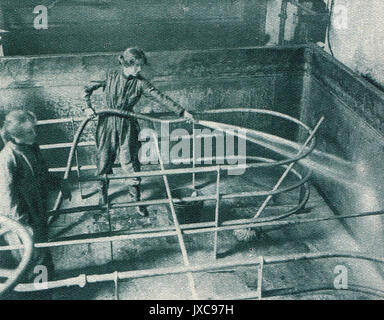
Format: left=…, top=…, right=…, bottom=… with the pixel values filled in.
left=0, top=216, right=34, bottom=297
left=263, top=285, right=384, bottom=300
left=12, top=250, right=384, bottom=299
left=3, top=210, right=384, bottom=252
left=203, top=108, right=313, bottom=132
left=52, top=108, right=316, bottom=213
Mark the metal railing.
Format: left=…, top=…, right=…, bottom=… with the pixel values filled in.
left=9, top=250, right=384, bottom=300
left=2, top=108, right=326, bottom=299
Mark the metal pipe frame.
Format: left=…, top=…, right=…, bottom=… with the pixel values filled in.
left=38, top=108, right=316, bottom=162
left=47, top=108, right=316, bottom=223
left=40, top=108, right=314, bottom=261
left=3, top=108, right=322, bottom=298
left=2, top=210, right=384, bottom=252
left=50, top=158, right=311, bottom=213
left=152, top=131, right=199, bottom=299
left=213, top=167, right=221, bottom=259
left=36, top=108, right=315, bottom=268
left=12, top=250, right=384, bottom=300
left=50, top=108, right=316, bottom=213
left=0, top=216, right=33, bottom=296
left=254, top=116, right=323, bottom=218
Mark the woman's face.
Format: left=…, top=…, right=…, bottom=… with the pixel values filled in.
left=13, top=121, right=37, bottom=145
left=122, top=60, right=144, bottom=77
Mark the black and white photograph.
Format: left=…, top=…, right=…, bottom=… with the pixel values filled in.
left=0, top=0, right=383, bottom=305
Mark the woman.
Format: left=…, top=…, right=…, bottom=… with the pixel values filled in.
left=83, top=47, right=193, bottom=215
left=0, top=110, right=71, bottom=283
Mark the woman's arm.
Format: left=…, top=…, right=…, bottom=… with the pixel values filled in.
left=83, top=80, right=107, bottom=112
left=141, top=78, right=185, bottom=116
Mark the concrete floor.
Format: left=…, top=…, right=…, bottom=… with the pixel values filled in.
left=26, top=165, right=384, bottom=299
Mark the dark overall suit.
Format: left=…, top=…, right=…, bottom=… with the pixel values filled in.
left=0, top=141, right=59, bottom=281
left=84, top=70, right=184, bottom=197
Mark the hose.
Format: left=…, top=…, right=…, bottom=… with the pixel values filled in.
left=327, top=0, right=335, bottom=56
left=51, top=108, right=316, bottom=214
left=52, top=109, right=190, bottom=213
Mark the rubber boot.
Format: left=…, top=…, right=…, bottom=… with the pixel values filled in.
left=129, top=185, right=148, bottom=217
left=126, top=177, right=141, bottom=186
left=98, top=181, right=109, bottom=206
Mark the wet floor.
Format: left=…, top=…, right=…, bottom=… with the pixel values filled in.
left=19, top=164, right=384, bottom=299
